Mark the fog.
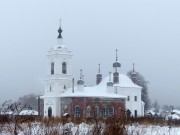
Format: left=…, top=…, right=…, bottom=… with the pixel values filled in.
left=0, top=0, right=180, bottom=106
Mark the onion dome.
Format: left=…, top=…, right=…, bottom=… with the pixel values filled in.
left=107, top=81, right=113, bottom=87
left=96, top=73, right=102, bottom=78
left=77, top=79, right=84, bottom=85
left=113, top=71, right=119, bottom=77
left=113, top=62, right=121, bottom=68
left=113, top=49, right=121, bottom=68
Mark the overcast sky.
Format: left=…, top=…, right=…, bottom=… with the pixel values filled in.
left=0, top=0, right=180, bottom=107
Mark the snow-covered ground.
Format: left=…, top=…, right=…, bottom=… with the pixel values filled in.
left=127, top=124, right=180, bottom=135
left=1, top=122, right=180, bottom=135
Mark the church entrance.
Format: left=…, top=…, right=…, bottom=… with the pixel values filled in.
left=48, top=107, right=52, bottom=117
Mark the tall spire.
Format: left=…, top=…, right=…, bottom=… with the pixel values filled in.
left=98, top=63, right=100, bottom=73
left=57, top=19, right=63, bottom=39
left=109, top=71, right=111, bottom=82
left=116, top=49, right=118, bottom=61
left=131, top=63, right=137, bottom=84
left=80, top=69, right=83, bottom=79
left=113, top=49, right=121, bottom=68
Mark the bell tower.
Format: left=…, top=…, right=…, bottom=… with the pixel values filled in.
left=42, top=21, right=73, bottom=117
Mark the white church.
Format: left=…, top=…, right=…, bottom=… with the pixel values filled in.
left=41, top=24, right=145, bottom=118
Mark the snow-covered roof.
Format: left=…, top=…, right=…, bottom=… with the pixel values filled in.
left=42, top=73, right=140, bottom=99
left=172, top=110, right=180, bottom=115
left=166, top=114, right=180, bottom=120
left=19, top=110, right=38, bottom=115
left=146, top=110, right=156, bottom=116
left=60, top=86, right=126, bottom=98
left=60, top=74, right=140, bottom=98
left=101, top=73, right=141, bottom=88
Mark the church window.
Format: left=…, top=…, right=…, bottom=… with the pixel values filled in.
left=127, top=96, right=130, bottom=101
left=109, top=107, right=114, bottom=116
left=134, top=96, right=137, bottom=101
left=48, top=107, right=52, bottom=117
left=134, top=110, right=137, bottom=117
left=62, top=62, right=67, bottom=74
left=95, top=106, right=99, bottom=117
left=102, top=105, right=107, bottom=117
left=64, top=85, right=66, bottom=90
left=86, top=106, right=91, bottom=117
left=51, top=62, right=54, bottom=74
left=75, top=106, right=80, bottom=117
left=50, top=86, right=52, bottom=91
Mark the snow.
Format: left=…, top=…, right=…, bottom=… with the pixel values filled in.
left=2, top=123, right=180, bottom=135
left=146, top=110, right=156, bottom=116
left=166, top=114, right=180, bottom=120
left=60, top=73, right=140, bottom=98
left=173, top=109, right=180, bottom=115
left=60, top=86, right=126, bottom=98
left=19, top=110, right=38, bottom=115
left=127, top=124, right=180, bottom=135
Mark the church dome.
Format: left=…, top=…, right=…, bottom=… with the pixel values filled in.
left=96, top=73, right=102, bottom=78
left=107, top=81, right=113, bottom=87
left=77, top=79, right=84, bottom=85
left=113, top=71, right=119, bottom=77
left=113, top=61, right=121, bottom=68
left=131, top=71, right=137, bottom=78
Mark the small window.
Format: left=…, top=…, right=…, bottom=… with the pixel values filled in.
left=109, top=107, right=114, bottom=116
left=127, top=96, right=130, bottom=101
left=134, top=96, right=137, bottom=101
left=86, top=106, right=91, bottom=117
left=64, top=85, right=66, bottom=90
left=102, top=105, right=107, bottom=117
left=50, top=86, right=52, bottom=91
left=48, top=107, right=52, bottom=117
left=95, top=106, right=99, bottom=117
left=62, top=62, right=67, bottom=74
left=51, top=62, right=54, bottom=75
left=134, top=110, right=137, bottom=117
left=75, top=106, right=80, bottom=117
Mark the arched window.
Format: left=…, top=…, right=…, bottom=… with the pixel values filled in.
left=64, top=85, right=66, bottom=90
left=95, top=106, right=99, bottom=117
left=75, top=106, right=80, bottom=117
left=50, top=86, right=52, bottom=91
left=102, top=105, right=107, bottom=117
left=62, top=62, right=67, bottom=74
left=109, top=107, right=114, bottom=116
left=51, top=62, right=54, bottom=75
left=48, top=107, right=52, bottom=117
left=86, top=106, right=91, bottom=117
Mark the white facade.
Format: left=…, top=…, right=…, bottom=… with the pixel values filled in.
left=116, top=86, right=142, bottom=116
left=41, top=26, right=145, bottom=117
left=42, top=35, right=73, bottom=117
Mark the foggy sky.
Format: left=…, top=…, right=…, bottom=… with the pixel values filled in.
left=0, top=0, right=180, bottom=107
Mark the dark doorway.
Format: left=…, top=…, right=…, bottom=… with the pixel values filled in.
left=48, top=107, right=52, bottom=117
left=134, top=110, right=137, bottom=118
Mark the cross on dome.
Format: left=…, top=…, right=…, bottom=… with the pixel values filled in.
left=98, top=63, right=101, bottom=73
left=116, top=49, right=118, bottom=61
left=57, top=19, right=63, bottom=39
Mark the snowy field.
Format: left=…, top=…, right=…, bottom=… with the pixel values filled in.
left=1, top=122, right=180, bottom=135
left=127, top=124, right=180, bottom=135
